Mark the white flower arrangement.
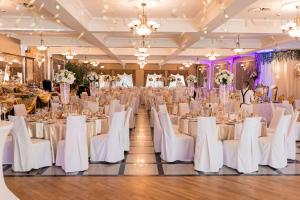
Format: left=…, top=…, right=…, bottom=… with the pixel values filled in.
left=186, top=75, right=197, bottom=83
left=168, top=75, right=176, bottom=82
left=86, top=71, right=99, bottom=82
left=103, top=74, right=111, bottom=82
left=215, top=69, right=234, bottom=86
left=54, top=69, right=76, bottom=84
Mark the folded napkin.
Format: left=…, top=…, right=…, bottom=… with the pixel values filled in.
left=35, top=122, right=44, bottom=138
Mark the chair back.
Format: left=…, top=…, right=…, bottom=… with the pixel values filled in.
left=153, top=107, right=163, bottom=152
left=8, top=116, right=31, bottom=171
left=178, top=103, right=190, bottom=116
left=64, top=115, right=88, bottom=172
left=237, top=117, right=261, bottom=173
left=269, top=107, right=285, bottom=130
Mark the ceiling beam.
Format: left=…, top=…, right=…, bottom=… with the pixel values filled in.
left=160, top=0, right=257, bottom=65
left=34, top=0, right=124, bottom=66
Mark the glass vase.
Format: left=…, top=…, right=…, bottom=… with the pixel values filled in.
left=219, top=85, right=229, bottom=105
left=89, top=81, right=96, bottom=97
left=60, top=83, right=70, bottom=104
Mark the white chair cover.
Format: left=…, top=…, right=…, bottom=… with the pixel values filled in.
left=194, top=117, right=223, bottom=172
left=90, top=111, right=125, bottom=162
left=152, top=107, right=163, bottom=153
left=159, top=111, right=194, bottom=162
left=122, top=107, right=132, bottom=151
left=8, top=116, right=52, bottom=172
left=286, top=111, right=299, bottom=160
left=259, top=115, right=291, bottom=169
left=13, top=104, right=27, bottom=116
left=223, top=117, right=261, bottom=173
left=269, top=107, right=285, bottom=130
left=295, top=99, right=300, bottom=109
left=56, top=115, right=88, bottom=173
left=240, top=104, right=253, bottom=115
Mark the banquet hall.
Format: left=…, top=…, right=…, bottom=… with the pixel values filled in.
left=0, top=0, right=300, bottom=199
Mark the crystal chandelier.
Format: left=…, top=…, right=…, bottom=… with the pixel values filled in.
left=135, top=37, right=150, bottom=67
left=63, top=49, right=76, bottom=60
left=233, top=34, right=243, bottom=54
left=37, top=32, right=47, bottom=51
left=281, top=6, right=300, bottom=38
left=183, top=62, right=193, bottom=68
left=206, top=51, right=219, bottom=61
left=128, top=2, right=160, bottom=36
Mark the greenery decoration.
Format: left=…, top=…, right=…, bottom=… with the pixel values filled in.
left=65, top=61, right=89, bottom=88
left=256, top=50, right=300, bottom=64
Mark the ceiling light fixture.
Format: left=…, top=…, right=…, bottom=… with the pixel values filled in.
left=63, top=49, right=76, bottom=60
left=128, top=2, right=159, bottom=36
left=83, top=56, right=89, bottom=64
left=183, top=62, right=193, bottom=68
left=206, top=51, right=220, bottom=61
left=281, top=5, right=300, bottom=37
left=37, top=32, right=47, bottom=51
left=233, top=34, right=243, bottom=54
left=129, top=0, right=161, bottom=7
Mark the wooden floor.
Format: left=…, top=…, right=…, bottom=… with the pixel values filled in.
left=5, top=176, right=300, bottom=200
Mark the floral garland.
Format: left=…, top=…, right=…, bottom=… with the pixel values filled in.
left=86, top=71, right=99, bottom=82
left=255, top=50, right=300, bottom=64
left=215, top=69, right=234, bottom=86
left=54, top=69, right=76, bottom=84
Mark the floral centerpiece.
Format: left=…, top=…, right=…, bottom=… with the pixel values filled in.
left=103, top=75, right=111, bottom=82
left=156, top=77, right=164, bottom=82
left=215, top=69, right=234, bottom=105
left=54, top=69, right=76, bottom=104
left=54, top=69, right=76, bottom=85
left=186, top=75, right=197, bottom=84
left=148, top=77, right=153, bottom=82
left=168, top=75, right=176, bottom=82
left=215, top=69, right=234, bottom=86
left=86, top=71, right=99, bottom=82
left=111, top=76, right=121, bottom=82
left=86, top=71, right=99, bottom=97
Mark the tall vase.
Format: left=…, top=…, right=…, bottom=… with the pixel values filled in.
left=60, top=83, right=70, bottom=104
left=187, top=81, right=195, bottom=98
left=219, top=85, right=229, bottom=106
left=89, top=81, right=96, bottom=97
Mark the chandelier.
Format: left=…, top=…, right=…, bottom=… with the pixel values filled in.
left=37, top=32, right=47, bottom=51
left=183, top=62, right=193, bottom=68
left=128, top=2, right=160, bottom=36
left=63, top=49, right=76, bottom=60
left=233, top=34, right=243, bottom=54
left=206, top=51, right=219, bottom=61
left=135, top=37, right=150, bottom=67
left=281, top=6, right=300, bottom=37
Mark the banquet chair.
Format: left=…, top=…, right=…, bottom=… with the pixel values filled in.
left=259, top=115, right=291, bottom=169
left=115, top=103, right=125, bottom=112
left=152, top=107, right=163, bottom=153
left=85, top=101, right=99, bottom=113
left=13, top=104, right=27, bottom=117
left=285, top=111, right=299, bottom=160
left=223, top=117, right=261, bottom=173
left=158, top=104, right=168, bottom=113
left=178, top=103, right=190, bottom=116
left=56, top=115, right=88, bottom=173
left=268, top=107, right=285, bottom=131
left=122, top=107, right=132, bottom=152
left=90, top=111, right=125, bottom=163
left=2, top=135, right=13, bottom=164
left=8, top=116, right=52, bottom=172
left=190, top=101, right=201, bottom=113
left=194, top=117, right=223, bottom=172
left=159, top=111, right=194, bottom=162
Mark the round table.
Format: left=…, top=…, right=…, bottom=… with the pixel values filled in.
left=0, top=121, right=19, bottom=200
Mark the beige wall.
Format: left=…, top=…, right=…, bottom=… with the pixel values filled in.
left=0, top=35, right=21, bottom=55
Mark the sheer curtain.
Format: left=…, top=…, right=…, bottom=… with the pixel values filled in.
left=258, top=60, right=300, bottom=98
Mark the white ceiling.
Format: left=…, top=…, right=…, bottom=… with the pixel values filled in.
left=0, top=0, right=299, bottom=65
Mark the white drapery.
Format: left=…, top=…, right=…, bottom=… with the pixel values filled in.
left=258, top=60, right=300, bottom=98
left=116, top=73, right=133, bottom=88
left=169, top=74, right=186, bottom=88
left=145, top=73, right=164, bottom=88
left=98, top=75, right=110, bottom=88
